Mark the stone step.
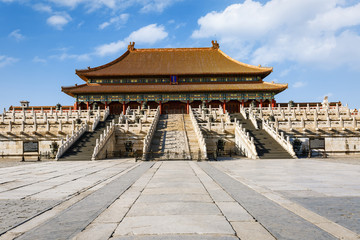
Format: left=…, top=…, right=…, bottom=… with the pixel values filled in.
left=234, top=114, right=293, bottom=159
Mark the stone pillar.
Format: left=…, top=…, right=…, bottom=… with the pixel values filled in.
left=186, top=100, right=189, bottom=114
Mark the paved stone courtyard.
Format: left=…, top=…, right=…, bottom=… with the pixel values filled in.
left=0, top=158, right=359, bottom=239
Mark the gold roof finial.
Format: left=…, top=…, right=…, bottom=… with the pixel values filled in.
left=211, top=40, right=219, bottom=49
left=128, top=42, right=135, bottom=51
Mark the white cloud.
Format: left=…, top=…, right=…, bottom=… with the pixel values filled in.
left=33, top=56, right=47, bottom=64
left=48, top=0, right=85, bottom=9
left=95, top=24, right=168, bottom=56
left=9, top=29, right=25, bottom=41
left=126, top=24, right=168, bottom=44
left=192, top=0, right=360, bottom=68
left=99, top=14, right=129, bottom=30
left=140, top=0, right=181, bottom=13
left=50, top=53, right=91, bottom=61
left=47, top=13, right=72, bottom=30
left=293, top=81, right=307, bottom=88
left=95, top=41, right=127, bottom=57
left=33, top=3, right=53, bottom=13
left=46, top=0, right=179, bottom=12
left=0, top=55, right=18, bottom=68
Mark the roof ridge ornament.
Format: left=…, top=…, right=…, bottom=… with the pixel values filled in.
left=211, top=40, right=219, bottom=49
left=128, top=42, right=135, bottom=51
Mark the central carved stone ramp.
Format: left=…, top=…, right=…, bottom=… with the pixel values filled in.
left=233, top=114, right=292, bottom=159
left=149, top=114, right=191, bottom=160
left=183, top=114, right=202, bottom=159
left=59, top=115, right=114, bottom=161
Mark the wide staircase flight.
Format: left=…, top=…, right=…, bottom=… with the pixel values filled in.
left=234, top=114, right=293, bottom=159
left=148, top=114, right=201, bottom=160
left=58, top=115, right=115, bottom=161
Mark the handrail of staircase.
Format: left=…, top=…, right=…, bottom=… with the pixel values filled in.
left=91, top=119, right=116, bottom=161
left=181, top=114, right=191, bottom=159
left=189, top=106, right=207, bottom=160
left=91, top=113, right=101, bottom=132
left=262, top=120, right=297, bottom=158
left=103, top=106, right=110, bottom=121
left=234, top=122, right=258, bottom=159
left=142, top=106, right=160, bottom=160
left=240, top=106, right=247, bottom=119
left=55, top=123, right=88, bottom=160
left=249, top=110, right=259, bottom=129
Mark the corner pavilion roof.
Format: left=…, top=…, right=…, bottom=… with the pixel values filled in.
left=76, top=42, right=273, bottom=81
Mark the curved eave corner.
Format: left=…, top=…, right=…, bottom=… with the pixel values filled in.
left=62, top=84, right=87, bottom=97
left=217, top=49, right=273, bottom=78
left=271, top=82, right=288, bottom=94
left=75, top=50, right=131, bottom=82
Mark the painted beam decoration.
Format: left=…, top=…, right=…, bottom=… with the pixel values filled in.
left=77, top=92, right=275, bottom=103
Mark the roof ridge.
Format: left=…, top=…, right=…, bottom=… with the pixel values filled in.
left=133, top=47, right=213, bottom=52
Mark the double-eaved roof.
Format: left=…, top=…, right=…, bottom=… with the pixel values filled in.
left=63, top=42, right=287, bottom=97
left=75, top=41, right=273, bottom=81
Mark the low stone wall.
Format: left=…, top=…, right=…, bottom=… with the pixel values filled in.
left=0, top=139, right=61, bottom=158
left=325, top=137, right=360, bottom=156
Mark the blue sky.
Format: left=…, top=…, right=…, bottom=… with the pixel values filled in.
left=1, top=0, right=360, bottom=111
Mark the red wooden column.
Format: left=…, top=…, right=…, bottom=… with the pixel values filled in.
left=159, top=101, right=162, bottom=114
left=272, top=99, right=276, bottom=108
left=104, top=101, right=108, bottom=110
left=122, top=101, right=126, bottom=114
left=74, top=102, right=78, bottom=111
left=223, top=101, right=226, bottom=114
left=86, top=102, right=89, bottom=110
left=260, top=99, right=263, bottom=108
left=186, top=100, right=189, bottom=114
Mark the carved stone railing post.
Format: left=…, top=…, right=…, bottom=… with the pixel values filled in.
left=234, top=121, right=258, bottom=159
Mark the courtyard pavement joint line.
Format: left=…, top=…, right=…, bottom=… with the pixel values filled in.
left=213, top=162, right=360, bottom=240
left=189, top=162, right=276, bottom=240
left=15, top=162, right=154, bottom=240
left=198, top=162, right=338, bottom=240
left=0, top=161, right=138, bottom=237
left=1, top=161, right=141, bottom=240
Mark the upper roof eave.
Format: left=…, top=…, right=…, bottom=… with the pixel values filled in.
left=75, top=44, right=273, bottom=81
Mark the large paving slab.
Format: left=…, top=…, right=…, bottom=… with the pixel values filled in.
left=16, top=162, right=153, bottom=240
left=111, top=161, right=236, bottom=239
left=212, top=159, right=360, bottom=237
left=1, top=158, right=360, bottom=240
left=199, top=162, right=337, bottom=240
left=0, top=159, right=137, bottom=237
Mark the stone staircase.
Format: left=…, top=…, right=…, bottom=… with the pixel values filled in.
left=233, top=114, right=293, bottom=159
left=58, top=115, right=114, bottom=161
left=149, top=114, right=191, bottom=160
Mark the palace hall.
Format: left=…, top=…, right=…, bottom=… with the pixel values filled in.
left=62, top=41, right=287, bottom=114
